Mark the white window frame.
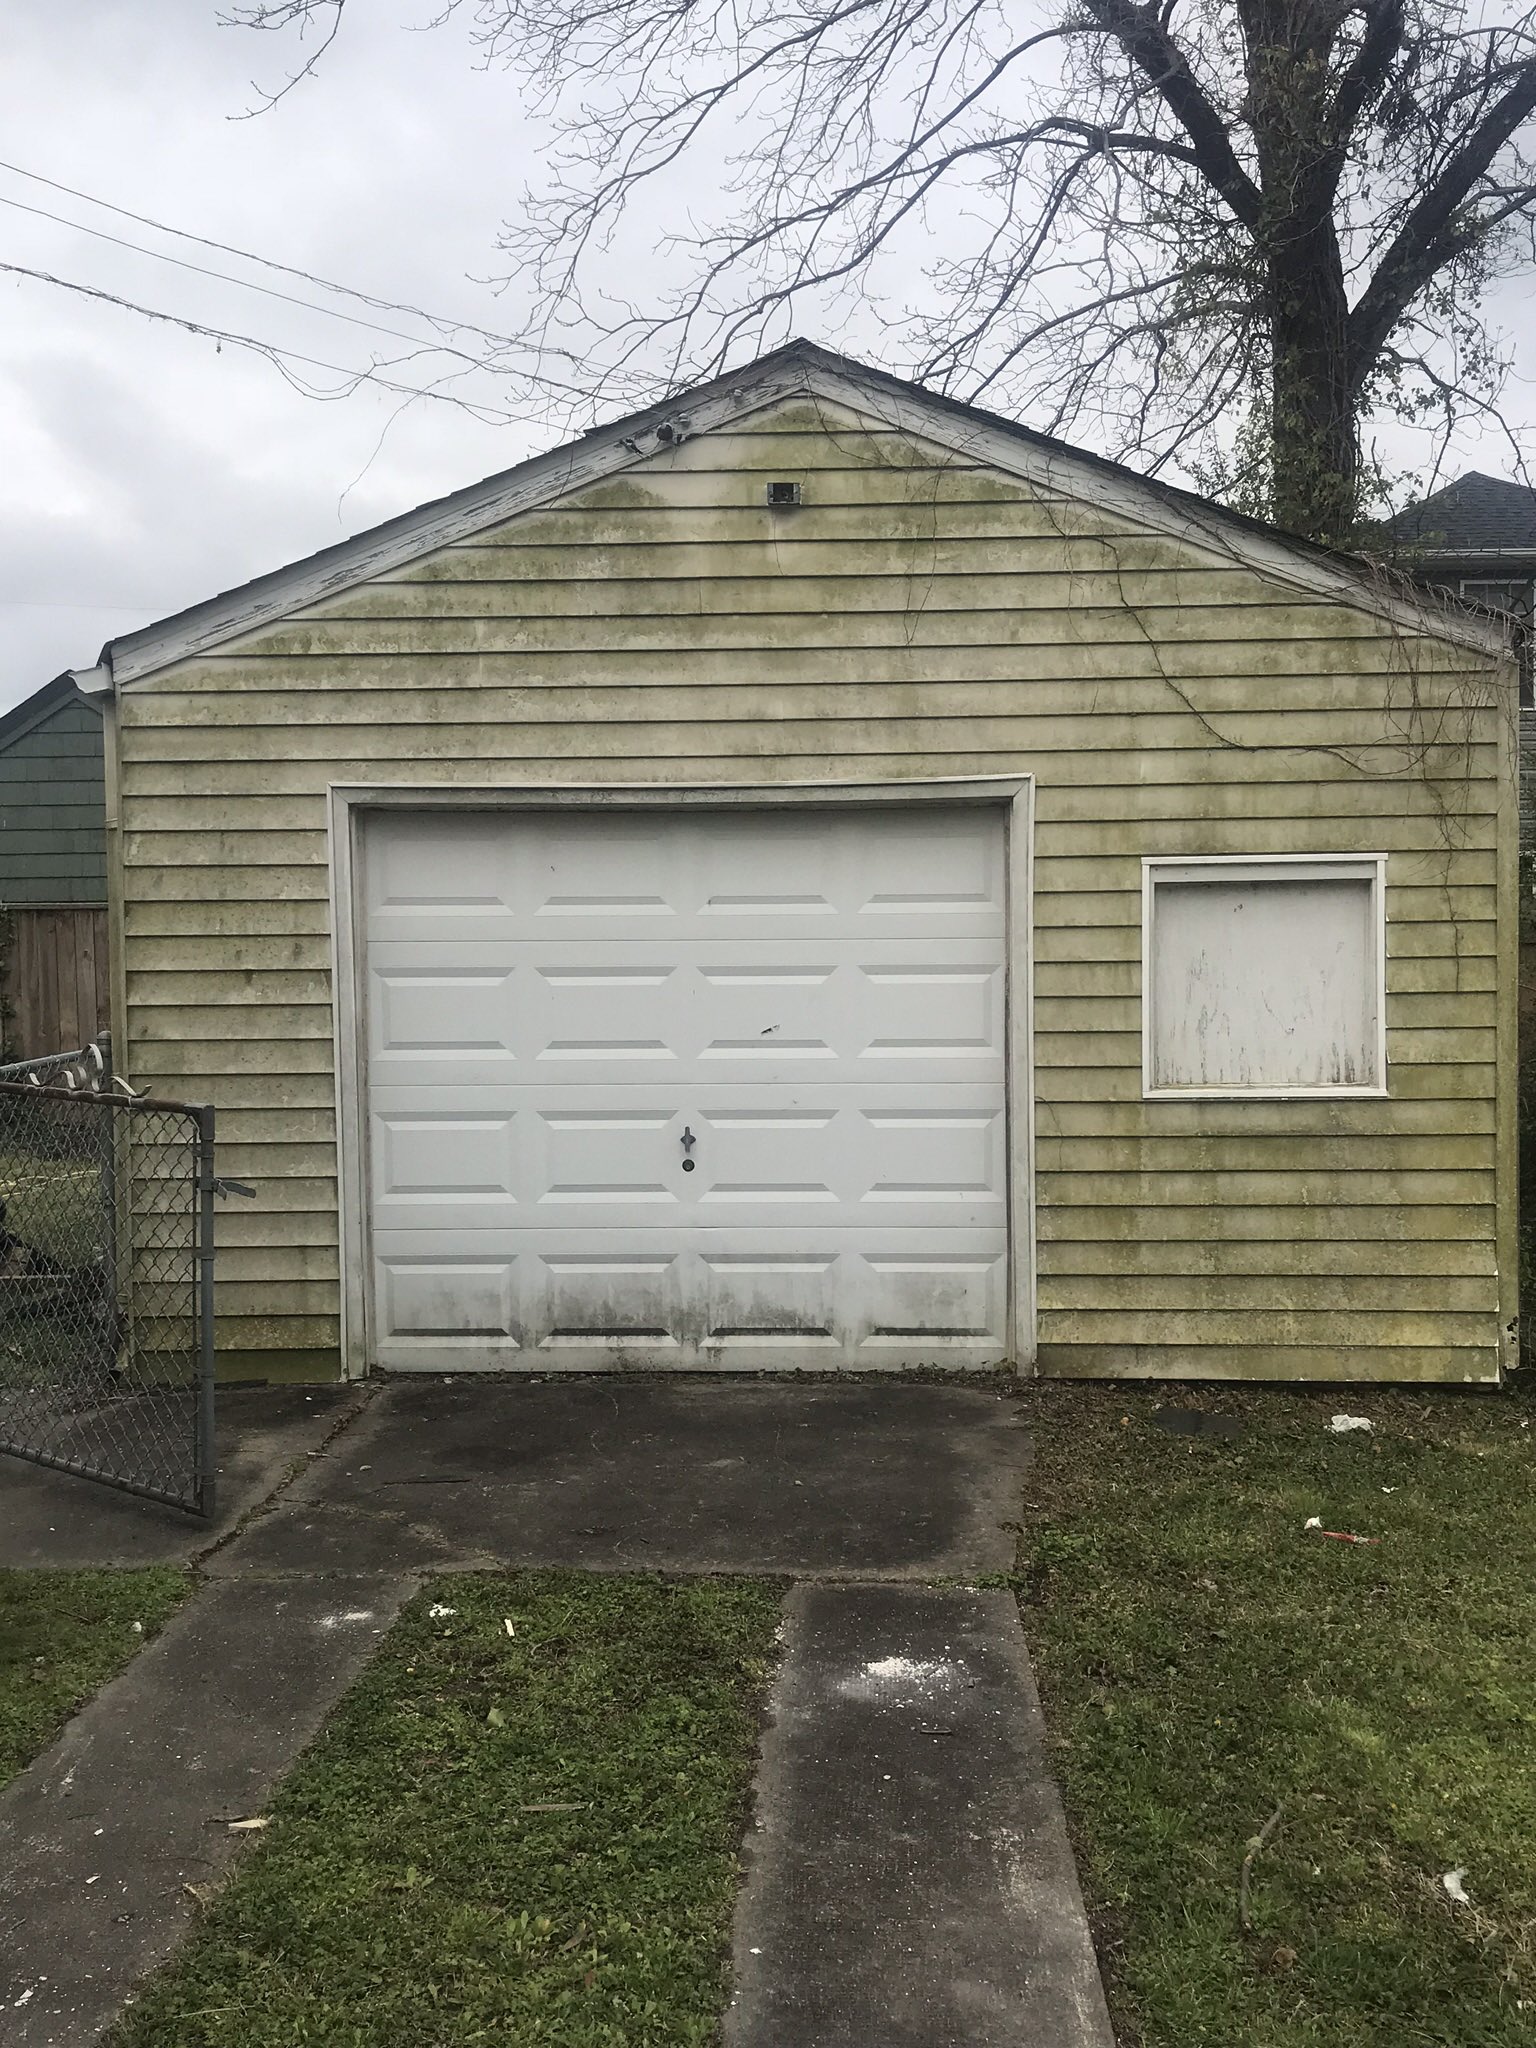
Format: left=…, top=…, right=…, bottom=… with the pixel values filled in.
left=1141, top=853, right=1389, bottom=1102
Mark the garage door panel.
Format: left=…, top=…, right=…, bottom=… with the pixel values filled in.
left=366, top=944, right=1005, bottom=1081
left=371, top=1232, right=1008, bottom=1366
left=856, top=1250, right=1007, bottom=1348
left=363, top=806, right=1012, bottom=1368
left=383, top=1257, right=518, bottom=1342
left=373, top=1113, right=519, bottom=1211
left=369, top=1099, right=1007, bottom=1229
left=371, top=968, right=518, bottom=1061
left=364, top=810, right=1006, bottom=944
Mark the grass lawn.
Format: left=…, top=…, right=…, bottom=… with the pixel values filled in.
left=110, top=1571, right=782, bottom=2048
left=0, top=1567, right=191, bottom=1784
left=1017, top=1381, right=1536, bottom=2048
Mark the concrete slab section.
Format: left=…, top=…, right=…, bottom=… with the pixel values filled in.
left=0, top=1386, right=362, bottom=1568
left=0, top=1571, right=413, bottom=2047
left=726, top=1585, right=1115, bottom=2048
left=210, top=1378, right=1027, bottom=1580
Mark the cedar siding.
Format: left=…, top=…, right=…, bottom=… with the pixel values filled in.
left=111, top=391, right=1517, bottom=1383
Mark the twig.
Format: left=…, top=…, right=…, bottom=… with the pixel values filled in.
left=1238, top=1804, right=1285, bottom=1932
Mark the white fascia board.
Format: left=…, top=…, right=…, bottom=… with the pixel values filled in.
left=69, top=662, right=113, bottom=699
left=104, top=350, right=1510, bottom=688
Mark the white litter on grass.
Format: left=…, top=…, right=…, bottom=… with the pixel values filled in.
left=428, top=1605, right=457, bottom=1620
left=1443, top=1869, right=1471, bottom=1905
left=1304, top=1517, right=1323, bottom=1530
left=1329, top=1415, right=1374, bottom=1434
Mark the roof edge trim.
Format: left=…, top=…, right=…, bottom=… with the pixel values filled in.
left=104, top=342, right=1510, bottom=681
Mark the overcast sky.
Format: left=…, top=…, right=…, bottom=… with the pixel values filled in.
left=2, top=2, right=1534, bottom=713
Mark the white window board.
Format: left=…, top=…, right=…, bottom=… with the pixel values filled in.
left=1142, top=855, right=1388, bottom=1100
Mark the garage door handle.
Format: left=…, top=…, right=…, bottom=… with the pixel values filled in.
left=680, top=1127, right=696, bottom=1153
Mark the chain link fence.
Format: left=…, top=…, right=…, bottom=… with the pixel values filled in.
left=0, top=1038, right=216, bottom=1516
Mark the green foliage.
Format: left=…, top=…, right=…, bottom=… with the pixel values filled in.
left=1019, top=1384, right=1536, bottom=2046
left=0, top=1568, right=191, bottom=1784
left=111, top=1572, right=784, bottom=2048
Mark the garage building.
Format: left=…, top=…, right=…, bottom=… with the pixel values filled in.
left=73, top=343, right=1518, bottom=1384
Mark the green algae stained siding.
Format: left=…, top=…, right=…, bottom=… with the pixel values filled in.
left=110, top=394, right=1517, bottom=1384
left=0, top=691, right=107, bottom=904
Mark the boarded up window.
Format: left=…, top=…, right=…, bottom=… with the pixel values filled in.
left=1144, top=859, right=1384, bottom=1096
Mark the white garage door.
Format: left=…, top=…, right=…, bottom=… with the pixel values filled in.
left=361, top=805, right=1011, bottom=1369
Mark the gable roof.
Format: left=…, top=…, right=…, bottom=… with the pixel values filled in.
left=1378, top=471, right=1536, bottom=559
left=72, top=340, right=1508, bottom=690
left=0, top=672, right=103, bottom=752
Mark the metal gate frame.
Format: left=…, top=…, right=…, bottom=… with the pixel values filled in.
left=0, top=1040, right=219, bottom=1517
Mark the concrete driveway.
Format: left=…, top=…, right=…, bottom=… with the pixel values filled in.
left=1, top=1376, right=1028, bottom=1578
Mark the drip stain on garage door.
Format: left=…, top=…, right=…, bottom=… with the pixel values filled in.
left=361, top=804, right=1012, bottom=1369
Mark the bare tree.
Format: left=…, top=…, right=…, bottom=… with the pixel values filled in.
left=231, top=0, right=1536, bottom=539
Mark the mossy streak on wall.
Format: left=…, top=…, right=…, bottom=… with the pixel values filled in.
left=112, top=397, right=1513, bottom=1383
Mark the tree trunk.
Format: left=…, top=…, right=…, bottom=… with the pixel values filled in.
left=1262, top=182, right=1360, bottom=542
left=1240, top=0, right=1362, bottom=543
left=1268, top=289, right=1360, bottom=543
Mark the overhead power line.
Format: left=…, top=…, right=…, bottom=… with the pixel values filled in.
left=0, top=187, right=521, bottom=375
left=0, top=155, right=566, bottom=367
left=0, top=259, right=529, bottom=424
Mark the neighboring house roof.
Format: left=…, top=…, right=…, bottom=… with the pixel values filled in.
left=1378, top=471, right=1536, bottom=563
left=71, top=339, right=1509, bottom=691
left=0, top=672, right=102, bottom=752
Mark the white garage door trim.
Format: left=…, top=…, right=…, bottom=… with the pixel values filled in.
left=329, top=779, right=1036, bottom=1377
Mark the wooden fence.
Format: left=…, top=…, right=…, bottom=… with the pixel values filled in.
left=3, top=905, right=110, bottom=1058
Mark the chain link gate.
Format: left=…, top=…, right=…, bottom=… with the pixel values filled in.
left=0, top=1038, right=219, bottom=1516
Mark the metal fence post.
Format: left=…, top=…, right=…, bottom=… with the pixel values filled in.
left=195, top=1103, right=218, bottom=1521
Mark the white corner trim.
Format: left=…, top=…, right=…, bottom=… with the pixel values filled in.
left=104, top=350, right=1508, bottom=688
left=1141, top=852, right=1390, bottom=1102
left=328, top=775, right=1036, bottom=1379
left=328, top=783, right=369, bottom=1382
left=1006, top=778, right=1039, bottom=1368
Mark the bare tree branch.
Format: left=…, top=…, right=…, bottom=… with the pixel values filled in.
left=223, top=0, right=1536, bottom=537
left=1079, top=0, right=1264, bottom=228
left=1350, top=51, right=1536, bottom=375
